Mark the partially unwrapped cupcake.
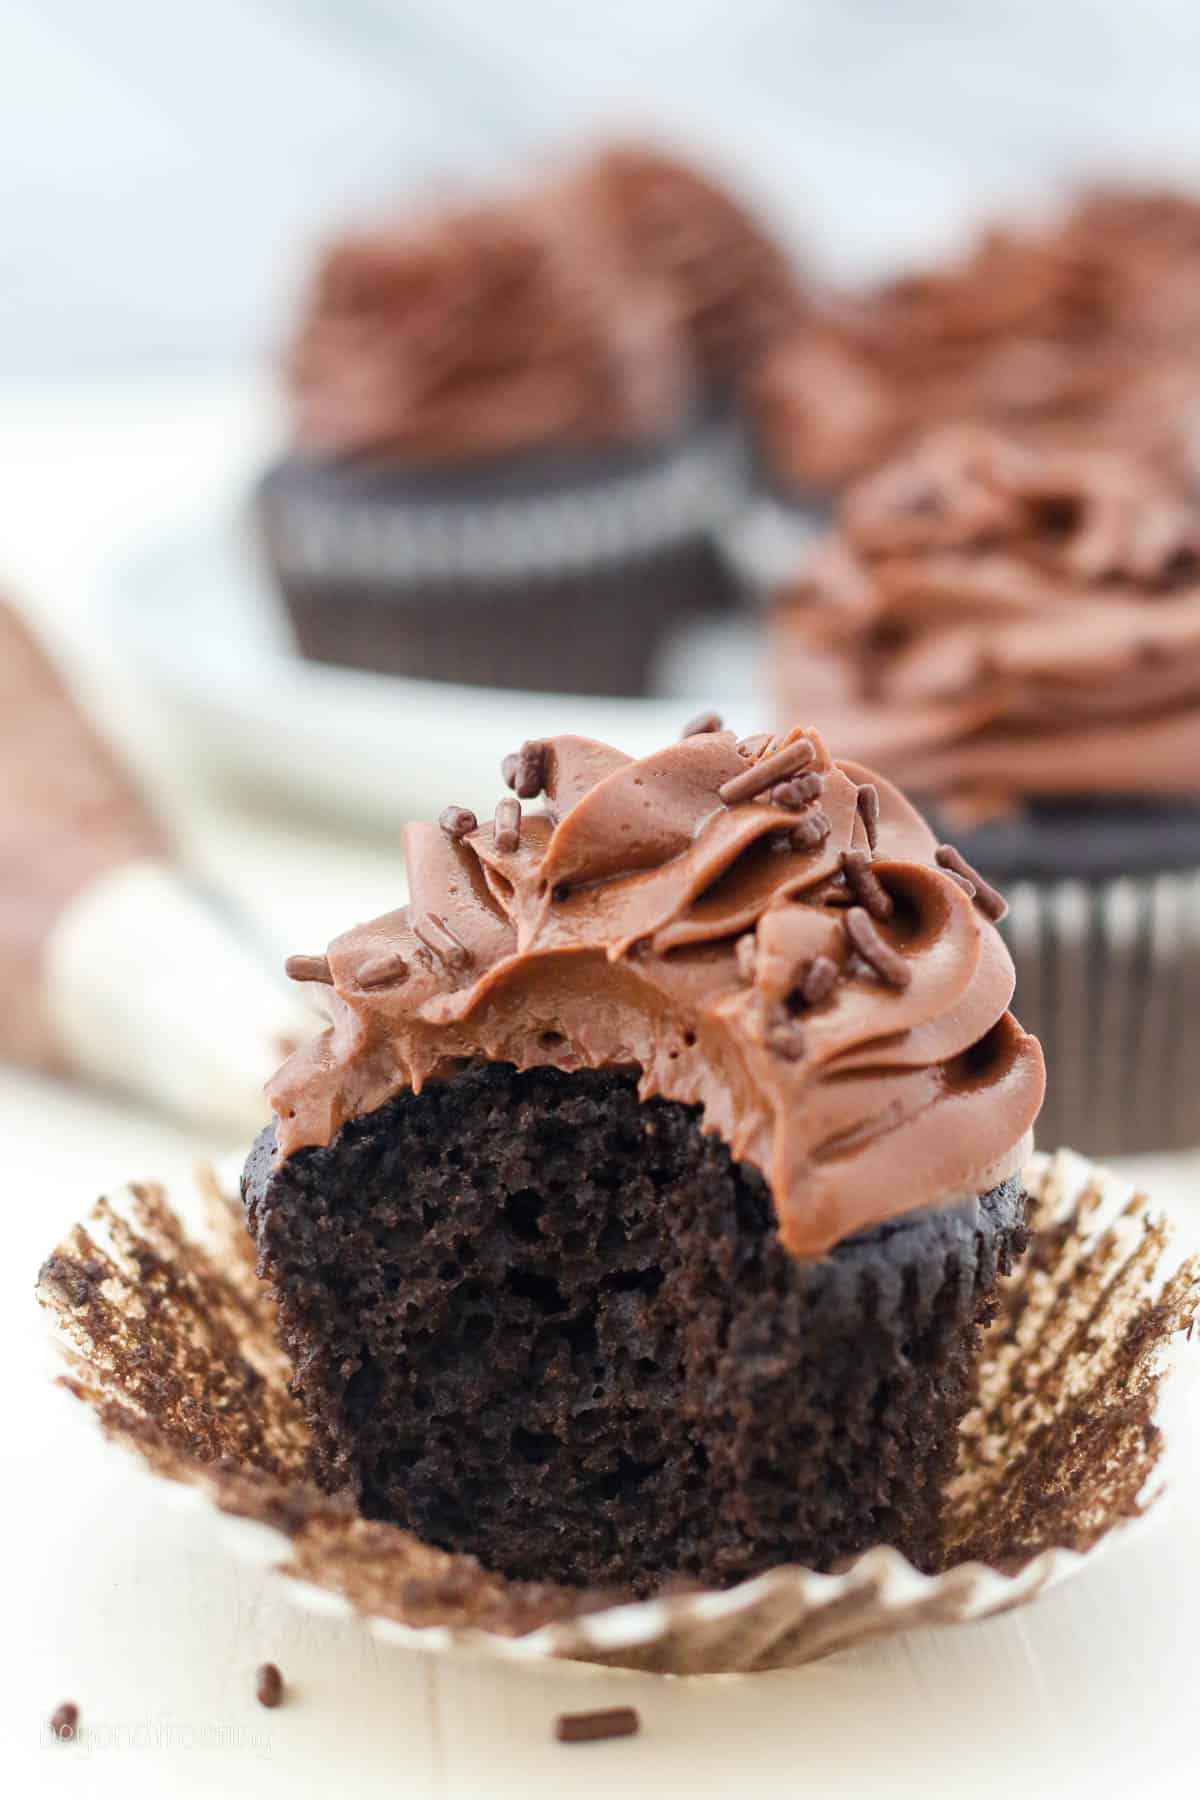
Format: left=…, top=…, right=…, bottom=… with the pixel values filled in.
left=244, top=719, right=1044, bottom=1595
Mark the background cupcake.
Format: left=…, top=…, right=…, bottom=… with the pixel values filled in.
left=770, top=426, right=1200, bottom=1153
left=750, top=183, right=1200, bottom=516
left=258, top=180, right=749, bottom=697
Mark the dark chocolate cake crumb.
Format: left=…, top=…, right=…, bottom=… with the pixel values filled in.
left=243, top=1063, right=1026, bottom=1595
left=49, top=1702, right=78, bottom=1742
left=255, top=1663, right=284, bottom=1709
left=555, top=1707, right=640, bottom=1744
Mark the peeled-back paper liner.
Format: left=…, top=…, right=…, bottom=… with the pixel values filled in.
left=36, top=1151, right=1198, bottom=1676
left=262, top=421, right=749, bottom=586
left=1005, top=870, right=1200, bottom=1155
left=44, top=859, right=319, bottom=1137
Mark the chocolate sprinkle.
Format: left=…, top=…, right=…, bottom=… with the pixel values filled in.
left=357, top=951, right=407, bottom=989
left=555, top=1708, right=640, bottom=1744
left=936, top=845, right=1008, bottom=921
left=680, top=709, right=723, bottom=738
left=493, top=796, right=521, bottom=855
left=789, top=807, right=832, bottom=852
left=942, top=867, right=977, bottom=900
left=255, top=1663, right=284, bottom=1709
left=719, top=737, right=815, bottom=806
left=845, top=908, right=911, bottom=989
left=769, top=772, right=824, bottom=810
left=856, top=784, right=880, bottom=851
left=735, top=932, right=758, bottom=983
left=438, top=804, right=478, bottom=841
left=766, top=1008, right=806, bottom=1061
left=799, top=953, right=840, bottom=1006
left=284, top=954, right=333, bottom=985
left=413, top=912, right=472, bottom=970
left=50, top=1702, right=78, bottom=1742
left=500, top=751, right=519, bottom=789
left=509, top=740, right=547, bottom=800
left=841, top=849, right=895, bottom=920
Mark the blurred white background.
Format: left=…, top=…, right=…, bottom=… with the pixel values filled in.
left=8, top=0, right=1200, bottom=373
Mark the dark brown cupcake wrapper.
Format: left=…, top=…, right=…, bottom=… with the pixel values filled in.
left=259, top=421, right=750, bottom=589
left=1006, top=869, right=1200, bottom=1155
left=35, top=1153, right=1199, bottom=1674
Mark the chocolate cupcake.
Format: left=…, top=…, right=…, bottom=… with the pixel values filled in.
left=243, top=721, right=1043, bottom=1595
left=750, top=183, right=1200, bottom=514
left=771, top=427, right=1200, bottom=1153
left=577, top=143, right=806, bottom=395
left=258, top=193, right=747, bottom=697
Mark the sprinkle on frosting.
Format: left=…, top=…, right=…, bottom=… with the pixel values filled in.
left=680, top=709, right=724, bottom=738
left=936, top=844, right=1008, bottom=922
left=493, top=797, right=521, bottom=855
left=439, top=805, right=478, bottom=841
left=284, top=954, right=333, bottom=985
left=269, top=726, right=1043, bottom=1258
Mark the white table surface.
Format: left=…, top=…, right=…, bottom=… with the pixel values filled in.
left=2, top=374, right=1198, bottom=1797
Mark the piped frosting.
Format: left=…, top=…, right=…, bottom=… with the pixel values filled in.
left=270, top=723, right=1043, bottom=1258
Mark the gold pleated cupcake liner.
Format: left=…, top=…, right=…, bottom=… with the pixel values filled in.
left=36, top=1150, right=1198, bottom=1676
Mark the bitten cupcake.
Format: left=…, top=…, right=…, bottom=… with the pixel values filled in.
left=257, top=190, right=748, bottom=697
left=243, top=719, right=1043, bottom=1595
left=771, top=426, right=1200, bottom=1153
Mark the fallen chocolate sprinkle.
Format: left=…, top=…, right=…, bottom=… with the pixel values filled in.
left=845, top=908, right=911, bottom=988
left=936, top=845, right=1008, bottom=921
left=555, top=1707, right=640, bottom=1745
left=511, top=739, right=547, bottom=799
left=719, top=737, right=815, bottom=805
left=255, top=1663, right=284, bottom=1709
left=49, top=1702, right=78, bottom=1742
left=799, top=953, right=840, bottom=1006
left=735, top=932, right=758, bottom=983
left=413, top=912, right=472, bottom=969
left=357, top=951, right=408, bottom=989
left=856, top=783, right=880, bottom=851
left=735, top=732, right=772, bottom=760
left=438, top=804, right=478, bottom=841
left=840, top=849, right=895, bottom=920
left=789, top=807, right=832, bottom=852
left=680, top=709, right=723, bottom=738
left=493, top=796, right=521, bottom=855
left=769, top=771, right=823, bottom=810
left=284, top=954, right=333, bottom=985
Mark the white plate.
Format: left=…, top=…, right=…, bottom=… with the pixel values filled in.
left=106, top=507, right=772, bottom=832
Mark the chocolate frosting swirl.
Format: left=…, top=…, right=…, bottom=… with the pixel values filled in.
left=288, top=198, right=692, bottom=463
left=269, top=725, right=1043, bottom=1257
left=773, top=429, right=1200, bottom=816
left=578, top=145, right=806, bottom=383
left=754, top=185, right=1200, bottom=493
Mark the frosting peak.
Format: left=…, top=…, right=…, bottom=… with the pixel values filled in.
left=288, top=198, right=692, bottom=463
left=270, top=723, right=1043, bottom=1256
left=773, top=429, right=1200, bottom=816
